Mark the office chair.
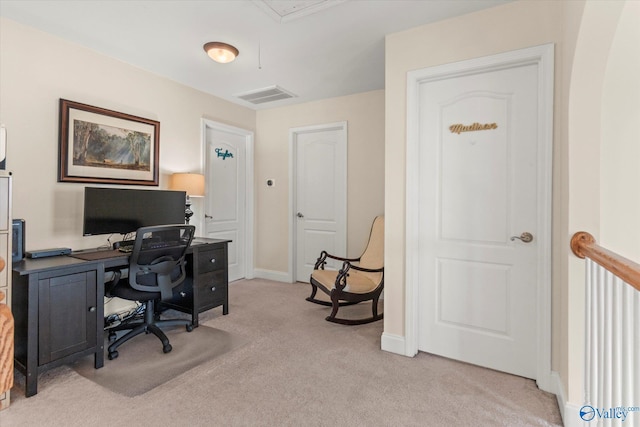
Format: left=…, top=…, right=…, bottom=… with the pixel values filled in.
left=105, top=224, right=195, bottom=360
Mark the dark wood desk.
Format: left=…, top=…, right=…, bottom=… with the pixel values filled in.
left=11, top=238, right=230, bottom=397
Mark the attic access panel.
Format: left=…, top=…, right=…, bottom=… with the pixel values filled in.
left=252, top=0, right=346, bottom=23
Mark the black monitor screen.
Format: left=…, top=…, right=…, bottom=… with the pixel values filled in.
left=83, top=187, right=186, bottom=236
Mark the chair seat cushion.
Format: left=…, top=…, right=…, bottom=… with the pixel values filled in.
left=311, top=268, right=381, bottom=294
left=110, top=281, right=161, bottom=302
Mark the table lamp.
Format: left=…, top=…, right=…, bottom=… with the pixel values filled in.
left=169, top=173, right=205, bottom=224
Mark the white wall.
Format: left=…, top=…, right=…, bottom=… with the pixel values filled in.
left=0, top=18, right=255, bottom=250
left=600, top=1, right=640, bottom=260
left=565, top=0, right=628, bottom=409
left=254, top=91, right=385, bottom=275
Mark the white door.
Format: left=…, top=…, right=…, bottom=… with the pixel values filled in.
left=203, top=121, right=253, bottom=282
left=414, top=50, right=552, bottom=379
left=291, top=122, right=347, bottom=282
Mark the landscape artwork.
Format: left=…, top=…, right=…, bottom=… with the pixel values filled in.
left=72, top=119, right=151, bottom=172
left=59, top=99, right=159, bottom=186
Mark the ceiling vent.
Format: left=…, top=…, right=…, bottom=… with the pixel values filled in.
left=234, top=85, right=297, bottom=105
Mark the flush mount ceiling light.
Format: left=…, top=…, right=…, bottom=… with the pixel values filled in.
left=203, top=42, right=239, bottom=64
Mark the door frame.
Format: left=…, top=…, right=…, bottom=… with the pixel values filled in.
left=201, top=118, right=255, bottom=280
left=288, top=121, right=347, bottom=282
left=404, top=44, right=554, bottom=391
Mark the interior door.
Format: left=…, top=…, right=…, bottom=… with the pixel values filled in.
left=204, top=125, right=247, bottom=282
left=292, top=122, right=347, bottom=282
left=417, top=61, right=542, bottom=379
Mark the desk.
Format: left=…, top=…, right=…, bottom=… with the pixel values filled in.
left=11, top=238, right=230, bottom=397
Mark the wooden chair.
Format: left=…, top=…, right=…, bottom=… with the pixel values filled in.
left=307, top=216, right=384, bottom=325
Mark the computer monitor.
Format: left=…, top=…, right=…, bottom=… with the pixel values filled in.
left=83, top=187, right=186, bottom=236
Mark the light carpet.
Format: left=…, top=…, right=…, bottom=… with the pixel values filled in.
left=2, top=278, right=562, bottom=426
left=72, top=325, right=246, bottom=397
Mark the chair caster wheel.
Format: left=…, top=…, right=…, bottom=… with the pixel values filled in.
left=108, top=350, right=118, bottom=360
left=108, top=332, right=117, bottom=343
left=163, top=344, right=172, bottom=354
left=186, top=324, right=194, bottom=332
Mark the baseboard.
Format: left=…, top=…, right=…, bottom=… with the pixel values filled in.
left=381, top=332, right=407, bottom=356
left=253, top=268, right=291, bottom=283
left=552, top=370, right=583, bottom=427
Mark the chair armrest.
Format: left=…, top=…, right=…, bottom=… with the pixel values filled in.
left=334, top=261, right=384, bottom=291
left=313, top=250, right=361, bottom=270
left=345, top=263, right=384, bottom=274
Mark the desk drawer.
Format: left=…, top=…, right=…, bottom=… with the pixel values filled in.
left=196, top=271, right=227, bottom=308
left=197, top=247, right=226, bottom=274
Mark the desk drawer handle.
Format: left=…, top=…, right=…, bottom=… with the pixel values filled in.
left=211, top=286, right=216, bottom=292
left=88, top=306, right=96, bottom=313
left=210, top=258, right=216, bottom=264
left=180, top=292, right=186, bottom=297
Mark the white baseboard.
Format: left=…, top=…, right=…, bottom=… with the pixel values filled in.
left=551, top=370, right=583, bottom=427
left=381, top=332, right=408, bottom=356
left=253, top=268, right=291, bottom=283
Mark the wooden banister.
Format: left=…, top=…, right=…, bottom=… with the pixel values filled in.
left=571, top=231, right=640, bottom=292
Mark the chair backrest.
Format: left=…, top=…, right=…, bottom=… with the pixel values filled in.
left=359, top=216, right=384, bottom=269
left=128, top=224, right=195, bottom=300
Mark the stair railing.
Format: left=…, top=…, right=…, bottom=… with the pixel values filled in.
left=571, top=232, right=640, bottom=425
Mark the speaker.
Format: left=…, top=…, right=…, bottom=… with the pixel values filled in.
left=12, top=219, right=25, bottom=263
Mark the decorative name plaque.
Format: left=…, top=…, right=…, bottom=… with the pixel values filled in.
left=449, top=122, right=498, bottom=134
left=215, top=148, right=234, bottom=160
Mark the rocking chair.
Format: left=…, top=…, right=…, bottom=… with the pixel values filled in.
left=307, top=215, right=384, bottom=325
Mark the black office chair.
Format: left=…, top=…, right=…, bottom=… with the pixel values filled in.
left=105, top=224, right=196, bottom=360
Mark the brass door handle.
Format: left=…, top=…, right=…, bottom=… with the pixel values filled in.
left=510, top=232, right=534, bottom=243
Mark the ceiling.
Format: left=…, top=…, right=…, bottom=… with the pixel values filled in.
left=0, top=0, right=510, bottom=110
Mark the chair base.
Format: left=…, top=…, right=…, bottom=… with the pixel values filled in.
left=106, top=299, right=192, bottom=360
left=307, top=279, right=383, bottom=325
left=325, top=312, right=383, bottom=325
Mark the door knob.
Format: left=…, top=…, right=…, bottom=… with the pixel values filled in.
left=297, top=212, right=304, bottom=218
left=510, top=232, right=534, bottom=243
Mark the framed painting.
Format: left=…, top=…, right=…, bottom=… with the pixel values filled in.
left=58, top=99, right=160, bottom=186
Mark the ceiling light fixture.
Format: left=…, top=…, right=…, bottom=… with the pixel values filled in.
left=203, top=42, right=239, bottom=64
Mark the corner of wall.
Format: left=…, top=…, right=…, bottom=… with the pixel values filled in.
left=380, top=332, right=408, bottom=356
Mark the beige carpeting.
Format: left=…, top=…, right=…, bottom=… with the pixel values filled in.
left=1, top=278, right=563, bottom=426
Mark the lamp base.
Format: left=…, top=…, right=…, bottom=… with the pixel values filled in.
left=185, top=197, right=193, bottom=224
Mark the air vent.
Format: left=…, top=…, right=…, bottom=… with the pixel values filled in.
left=235, top=85, right=297, bottom=105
